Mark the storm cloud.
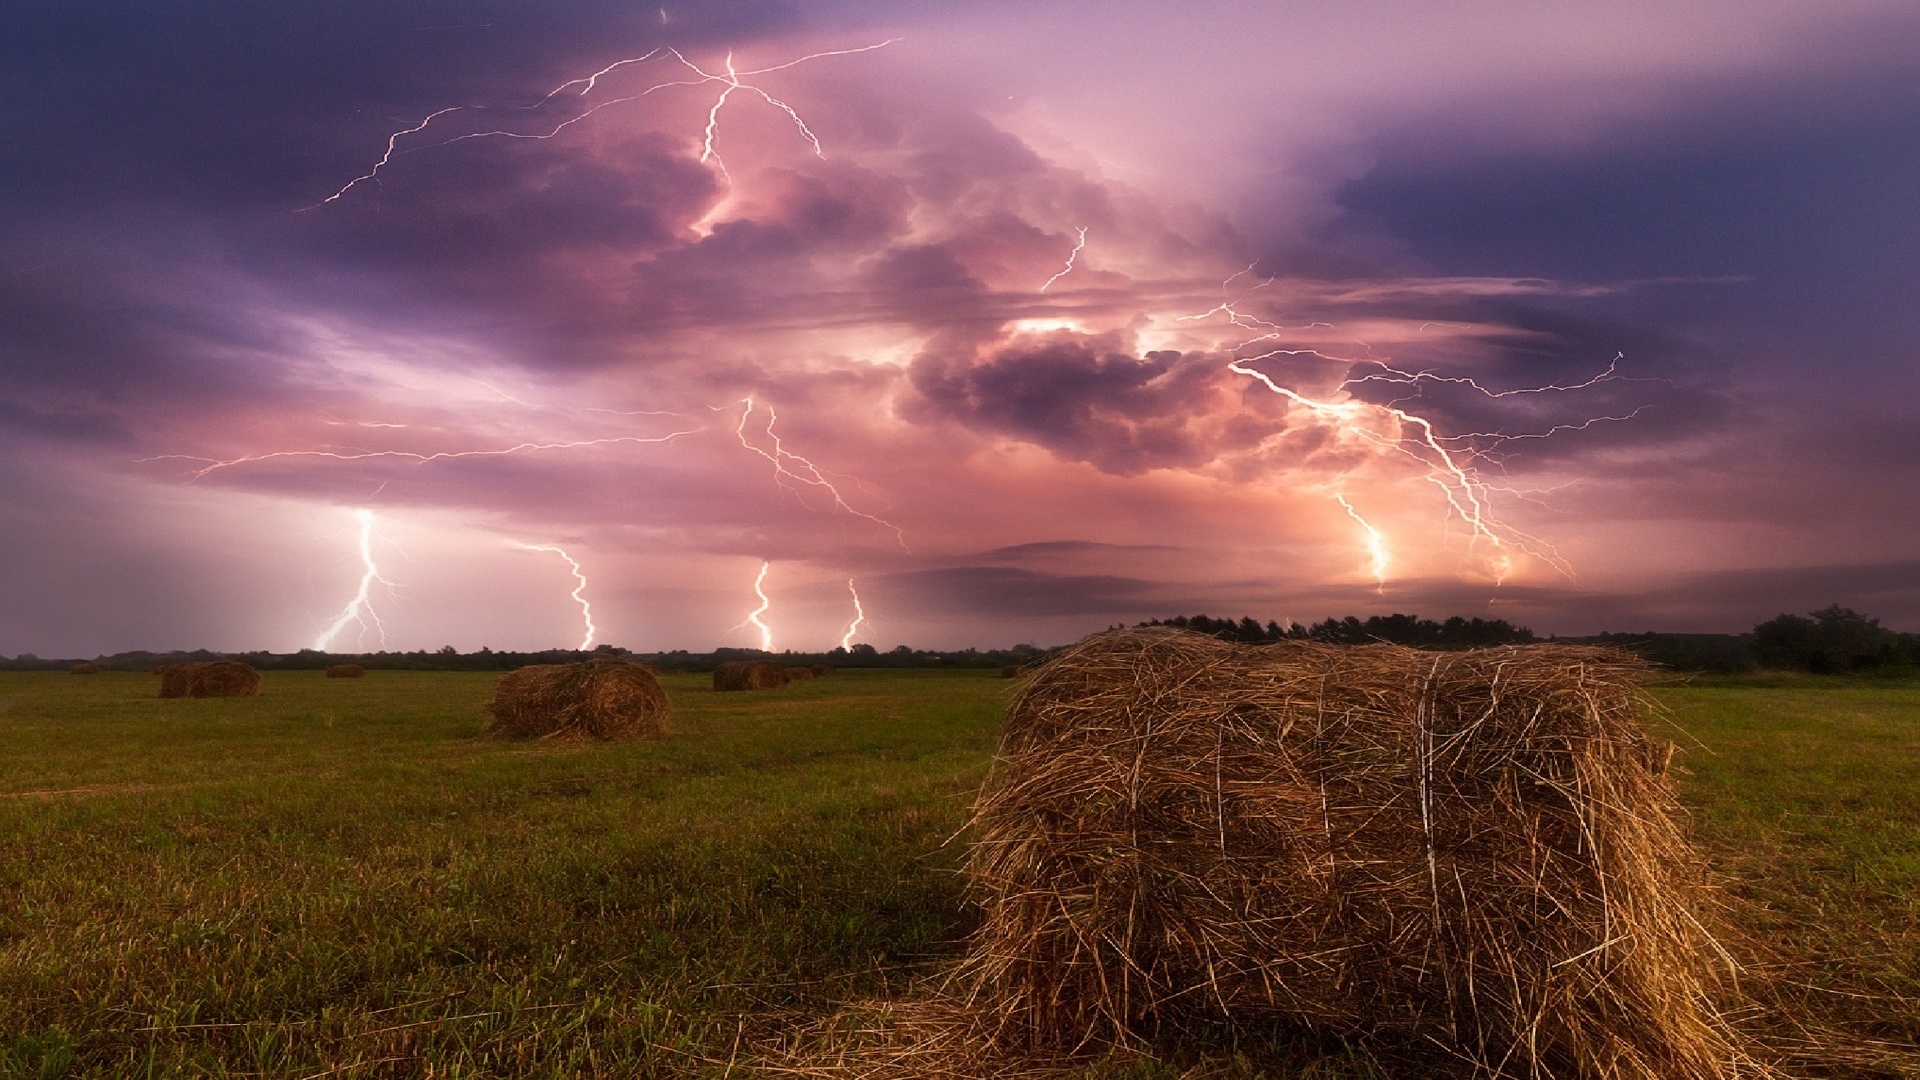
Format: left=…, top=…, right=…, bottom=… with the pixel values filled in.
left=2, top=0, right=1917, bottom=654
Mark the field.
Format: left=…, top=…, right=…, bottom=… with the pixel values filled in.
left=0, top=668, right=1914, bottom=1078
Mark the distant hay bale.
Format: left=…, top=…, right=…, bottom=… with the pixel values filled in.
left=156, top=660, right=262, bottom=699
left=484, top=659, right=669, bottom=741
left=325, top=664, right=367, bottom=678
left=810, top=664, right=835, bottom=677
left=953, top=627, right=1751, bottom=1078
left=783, top=665, right=815, bottom=681
left=69, top=662, right=100, bottom=675
left=998, top=664, right=1021, bottom=679
left=712, top=660, right=789, bottom=691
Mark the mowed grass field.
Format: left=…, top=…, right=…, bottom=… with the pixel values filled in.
left=0, top=668, right=1914, bottom=1078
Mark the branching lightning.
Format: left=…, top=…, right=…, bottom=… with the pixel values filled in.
left=840, top=578, right=866, bottom=650
left=730, top=396, right=907, bottom=546
left=142, top=429, right=697, bottom=480
left=1039, top=227, right=1087, bottom=293
left=314, top=39, right=898, bottom=206
left=515, top=542, right=597, bottom=650
left=1179, top=271, right=1638, bottom=582
left=314, top=508, right=395, bottom=651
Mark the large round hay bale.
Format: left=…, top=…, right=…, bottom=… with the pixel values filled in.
left=712, top=660, right=789, bottom=691
left=954, top=627, right=1746, bottom=1078
left=783, top=665, right=815, bottom=681
left=810, top=664, right=834, bottom=677
left=325, top=664, right=367, bottom=678
left=157, top=660, right=261, bottom=698
left=484, top=659, right=669, bottom=741
left=70, top=662, right=100, bottom=675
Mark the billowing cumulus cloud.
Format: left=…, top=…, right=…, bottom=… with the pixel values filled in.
left=911, top=335, right=1244, bottom=475
left=1, top=1, right=1917, bottom=655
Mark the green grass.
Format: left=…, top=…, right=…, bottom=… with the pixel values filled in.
left=0, top=669, right=1914, bottom=1077
left=1656, top=676, right=1920, bottom=1069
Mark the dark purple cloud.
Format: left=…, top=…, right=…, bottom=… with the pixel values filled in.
left=910, top=335, right=1239, bottom=474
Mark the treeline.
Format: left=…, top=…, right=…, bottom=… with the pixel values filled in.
left=1584, top=606, right=1919, bottom=674
left=1144, top=605, right=1918, bottom=674
left=7, top=605, right=1912, bottom=675
left=1137, top=613, right=1538, bottom=649
left=0, top=642, right=1053, bottom=673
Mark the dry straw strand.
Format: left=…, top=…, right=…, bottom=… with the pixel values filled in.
left=484, top=659, right=669, bottom=741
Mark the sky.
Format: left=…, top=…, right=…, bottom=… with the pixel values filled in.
left=3, top=0, right=1917, bottom=656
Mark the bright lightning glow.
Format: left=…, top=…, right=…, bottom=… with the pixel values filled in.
left=1038, top=226, right=1087, bottom=293
left=744, top=560, right=774, bottom=651
left=313, top=508, right=394, bottom=651
left=313, top=39, right=899, bottom=206
left=840, top=578, right=866, bottom=650
left=1172, top=265, right=1633, bottom=581
left=1333, top=493, right=1390, bottom=592
left=515, top=542, right=597, bottom=650
left=731, top=396, right=907, bottom=546
left=1227, top=358, right=1555, bottom=572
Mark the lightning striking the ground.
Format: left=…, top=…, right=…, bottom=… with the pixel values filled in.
left=1039, top=227, right=1087, bottom=293
left=515, top=542, right=597, bottom=650
left=1333, top=494, right=1389, bottom=592
left=730, top=396, right=906, bottom=546
left=313, top=508, right=394, bottom=651
left=739, top=560, right=774, bottom=651
left=314, top=39, right=898, bottom=206
left=840, top=578, right=867, bottom=650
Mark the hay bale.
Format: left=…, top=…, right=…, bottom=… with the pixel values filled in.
left=811, top=664, right=835, bottom=677
left=69, top=662, right=100, bottom=675
left=999, top=664, right=1021, bottom=679
left=484, top=659, right=668, bottom=741
left=157, top=660, right=261, bottom=698
left=713, top=660, right=789, bottom=691
left=325, top=664, right=367, bottom=678
left=953, top=627, right=1748, bottom=1078
left=784, top=665, right=815, bottom=681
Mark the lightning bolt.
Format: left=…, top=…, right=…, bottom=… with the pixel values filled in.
left=1170, top=266, right=1634, bottom=581
left=313, top=39, right=899, bottom=206
left=735, top=560, right=774, bottom=652
left=314, top=508, right=394, bottom=651
left=840, top=577, right=866, bottom=650
left=141, top=429, right=697, bottom=480
left=515, top=542, right=597, bottom=650
left=1333, top=493, right=1389, bottom=592
left=1227, top=358, right=1564, bottom=574
left=730, top=396, right=907, bottom=546
left=1038, top=226, right=1087, bottom=293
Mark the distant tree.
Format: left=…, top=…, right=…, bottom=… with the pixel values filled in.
left=1753, top=605, right=1897, bottom=671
